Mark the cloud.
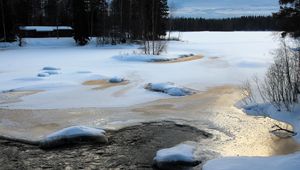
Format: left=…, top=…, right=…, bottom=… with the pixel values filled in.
left=169, top=0, right=279, bottom=18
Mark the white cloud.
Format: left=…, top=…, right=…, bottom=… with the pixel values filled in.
left=169, top=0, right=279, bottom=18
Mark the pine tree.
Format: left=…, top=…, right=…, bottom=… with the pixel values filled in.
left=73, top=0, right=89, bottom=46
left=0, top=0, right=17, bottom=42
left=93, top=0, right=108, bottom=37
left=274, top=0, right=300, bottom=38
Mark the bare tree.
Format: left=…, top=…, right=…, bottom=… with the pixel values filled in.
left=245, top=39, right=300, bottom=111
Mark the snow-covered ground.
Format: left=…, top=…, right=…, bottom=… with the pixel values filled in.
left=0, top=32, right=279, bottom=109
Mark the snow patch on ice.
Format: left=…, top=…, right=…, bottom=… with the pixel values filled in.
left=203, top=152, right=300, bottom=170
left=145, top=82, right=196, bottom=96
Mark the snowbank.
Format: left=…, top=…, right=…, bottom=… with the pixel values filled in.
left=203, top=152, right=300, bottom=170
left=40, top=126, right=108, bottom=149
left=153, top=144, right=200, bottom=169
left=145, top=83, right=196, bottom=96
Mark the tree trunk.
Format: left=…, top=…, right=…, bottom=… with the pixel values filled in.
left=0, top=0, right=6, bottom=42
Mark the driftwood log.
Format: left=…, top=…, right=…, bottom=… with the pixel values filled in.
left=270, top=124, right=297, bottom=138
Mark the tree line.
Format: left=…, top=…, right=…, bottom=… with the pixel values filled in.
left=169, top=16, right=281, bottom=31
left=0, top=0, right=169, bottom=47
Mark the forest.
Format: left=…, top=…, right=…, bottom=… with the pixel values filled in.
left=0, top=0, right=169, bottom=46
left=0, top=0, right=298, bottom=45
left=170, top=16, right=280, bottom=31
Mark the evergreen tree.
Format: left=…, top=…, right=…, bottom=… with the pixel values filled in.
left=110, top=0, right=169, bottom=41
left=170, top=16, right=279, bottom=32
left=274, top=0, right=300, bottom=38
left=93, top=0, right=108, bottom=37
left=156, top=0, right=169, bottom=37
left=73, top=0, right=89, bottom=45
left=0, top=0, right=17, bottom=42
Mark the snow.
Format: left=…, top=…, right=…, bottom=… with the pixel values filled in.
left=154, top=144, right=196, bottom=162
left=45, top=126, right=105, bottom=140
left=153, top=144, right=200, bottom=168
left=20, top=26, right=73, bottom=32
left=40, top=126, right=107, bottom=148
left=0, top=32, right=279, bottom=109
left=145, top=82, right=196, bottom=96
left=203, top=152, right=300, bottom=170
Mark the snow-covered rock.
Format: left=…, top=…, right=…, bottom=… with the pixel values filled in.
left=145, top=83, right=196, bottom=96
left=42, top=67, right=61, bottom=71
left=40, top=126, right=108, bottom=149
left=108, top=77, right=125, bottom=83
left=37, top=73, right=50, bottom=77
left=153, top=144, right=200, bottom=169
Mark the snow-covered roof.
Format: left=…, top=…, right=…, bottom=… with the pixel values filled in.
left=20, top=26, right=73, bottom=32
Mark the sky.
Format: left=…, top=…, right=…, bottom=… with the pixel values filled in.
left=169, top=0, right=279, bottom=18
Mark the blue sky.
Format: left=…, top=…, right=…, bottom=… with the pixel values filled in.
left=169, top=0, right=279, bottom=18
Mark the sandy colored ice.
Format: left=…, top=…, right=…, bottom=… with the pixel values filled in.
left=0, top=85, right=299, bottom=158
left=0, top=90, right=43, bottom=105
left=83, top=79, right=129, bottom=90
left=154, top=54, right=204, bottom=63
